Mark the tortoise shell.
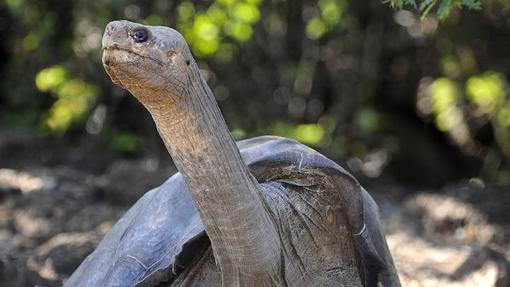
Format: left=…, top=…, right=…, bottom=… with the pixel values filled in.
left=66, top=136, right=400, bottom=286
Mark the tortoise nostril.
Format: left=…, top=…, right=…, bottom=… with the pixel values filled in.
left=105, top=24, right=117, bottom=37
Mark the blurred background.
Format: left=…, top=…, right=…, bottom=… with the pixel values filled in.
left=1, top=0, right=510, bottom=286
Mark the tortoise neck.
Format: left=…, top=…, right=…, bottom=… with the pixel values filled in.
left=141, top=63, right=280, bottom=281
left=149, top=66, right=248, bottom=193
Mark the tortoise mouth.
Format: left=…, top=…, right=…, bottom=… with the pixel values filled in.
left=102, top=47, right=168, bottom=91
left=102, top=48, right=143, bottom=67
left=102, top=47, right=163, bottom=67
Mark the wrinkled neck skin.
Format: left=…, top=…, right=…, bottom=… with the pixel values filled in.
left=130, top=62, right=282, bottom=285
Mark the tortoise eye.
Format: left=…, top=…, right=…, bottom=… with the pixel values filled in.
left=131, top=28, right=149, bottom=43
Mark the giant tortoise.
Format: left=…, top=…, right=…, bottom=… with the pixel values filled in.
left=66, top=20, right=400, bottom=287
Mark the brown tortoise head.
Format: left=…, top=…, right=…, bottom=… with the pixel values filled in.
left=102, top=20, right=196, bottom=108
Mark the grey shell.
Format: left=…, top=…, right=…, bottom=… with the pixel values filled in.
left=66, top=136, right=399, bottom=286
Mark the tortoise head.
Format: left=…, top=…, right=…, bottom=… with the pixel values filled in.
left=102, top=20, right=195, bottom=107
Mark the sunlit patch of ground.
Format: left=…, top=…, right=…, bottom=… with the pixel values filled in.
left=388, top=230, right=504, bottom=286
left=0, top=165, right=509, bottom=286
left=0, top=169, right=49, bottom=194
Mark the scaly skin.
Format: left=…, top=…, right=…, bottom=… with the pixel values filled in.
left=102, top=20, right=282, bottom=286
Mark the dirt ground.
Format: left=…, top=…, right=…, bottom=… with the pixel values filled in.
left=1, top=130, right=509, bottom=287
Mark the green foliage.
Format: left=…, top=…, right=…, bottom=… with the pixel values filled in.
left=305, top=0, right=346, bottom=39
left=3, top=0, right=510, bottom=185
left=35, top=66, right=98, bottom=134
left=497, top=105, right=510, bottom=127
left=355, top=108, right=381, bottom=133
left=35, top=66, right=67, bottom=92
left=466, top=72, right=506, bottom=115
left=231, top=128, right=247, bottom=139
left=429, top=78, right=466, bottom=137
left=271, top=122, right=326, bottom=145
left=428, top=71, right=510, bottom=155
left=110, top=131, right=143, bottom=153
left=176, top=0, right=261, bottom=58
left=5, top=0, right=23, bottom=9
left=391, top=0, right=481, bottom=20
left=145, top=14, right=164, bottom=25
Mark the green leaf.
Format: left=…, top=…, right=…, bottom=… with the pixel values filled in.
left=419, top=0, right=435, bottom=11
left=271, top=122, right=325, bottom=145
left=437, top=0, right=453, bottom=21
left=110, top=131, right=143, bottom=153
left=460, top=0, right=482, bottom=10
left=35, top=66, right=68, bottom=92
left=420, top=0, right=437, bottom=19
left=305, top=17, right=328, bottom=40
left=391, top=0, right=417, bottom=8
left=404, top=0, right=418, bottom=8
left=390, top=0, right=482, bottom=20
left=466, top=72, right=506, bottom=115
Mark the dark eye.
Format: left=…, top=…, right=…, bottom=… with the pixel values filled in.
left=131, top=28, right=149, bottom=43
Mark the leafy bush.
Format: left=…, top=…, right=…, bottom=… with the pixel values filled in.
left=390, top=0, right=481, bottom=20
